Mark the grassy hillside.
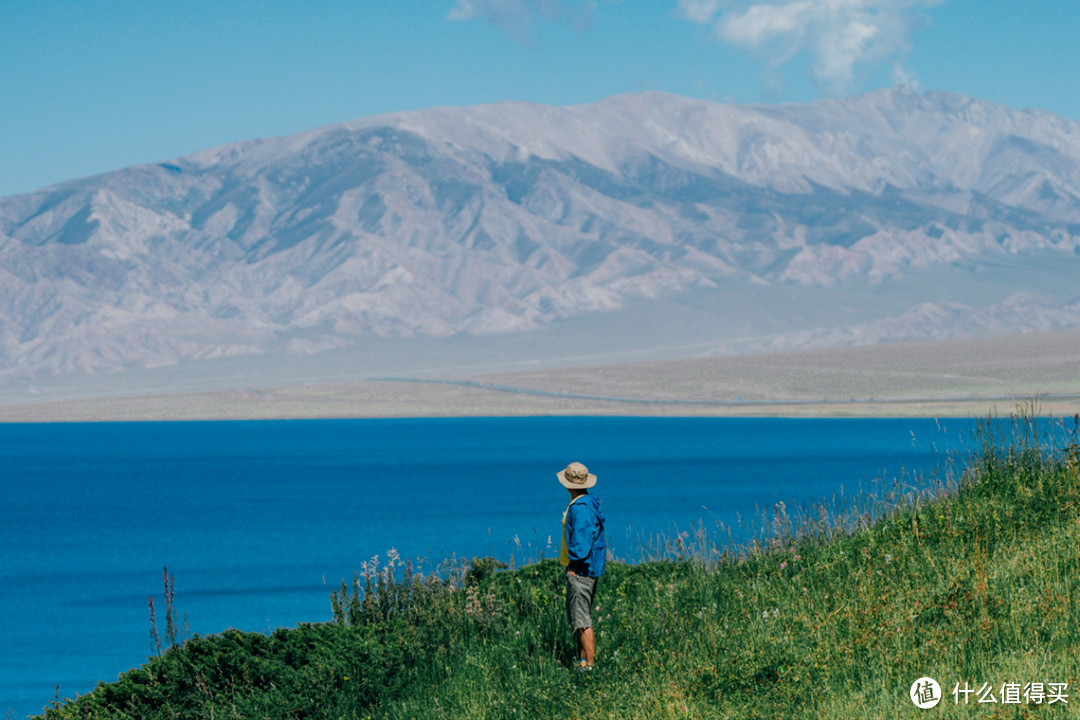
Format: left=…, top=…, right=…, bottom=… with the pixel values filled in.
left=38, top=410, right=1080, bottom=719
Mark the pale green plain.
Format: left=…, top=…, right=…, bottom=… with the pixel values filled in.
left=3, top=328, right=1079, bottom=422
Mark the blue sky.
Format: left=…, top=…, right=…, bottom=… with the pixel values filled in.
left=2, top=0, right=1078, bottom=198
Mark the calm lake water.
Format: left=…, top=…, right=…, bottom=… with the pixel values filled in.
left=0, top=416, right=979, bottom=718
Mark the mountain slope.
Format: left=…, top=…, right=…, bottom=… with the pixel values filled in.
left=2, top=88, right=1080, bottom=394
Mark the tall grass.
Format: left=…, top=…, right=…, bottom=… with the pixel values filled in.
left=37, top=408, right=1080, bottom=719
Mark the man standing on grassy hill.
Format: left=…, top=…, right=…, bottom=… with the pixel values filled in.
left=558, top=461, right=607, bottom=671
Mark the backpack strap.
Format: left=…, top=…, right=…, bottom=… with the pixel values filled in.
left=564, top=495, right=583, bottom=541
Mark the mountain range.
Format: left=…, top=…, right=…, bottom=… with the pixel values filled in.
left=2, top=87, right=1080, bottom=401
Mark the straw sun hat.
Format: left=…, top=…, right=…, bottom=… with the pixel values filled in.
left=557, top=461, right=597, bottom=490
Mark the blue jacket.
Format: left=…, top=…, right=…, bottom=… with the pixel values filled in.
left=565, top=494, right=606, bottom=577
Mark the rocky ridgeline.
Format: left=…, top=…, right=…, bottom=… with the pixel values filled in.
left=2, top=88, right=1080, bottom=384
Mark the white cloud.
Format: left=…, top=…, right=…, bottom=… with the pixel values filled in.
left=679, top=0, right=726, bottom=23
left=678, top=0, right=943, bottom=94
left=448, top=0, right=597, bottom=43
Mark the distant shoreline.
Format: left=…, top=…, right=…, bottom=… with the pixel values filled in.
left=377, top=376, right=1080, bottom=410
left=3, top=330, right=1079, bottom=422
left=0, top=378, right=1075, bottom=423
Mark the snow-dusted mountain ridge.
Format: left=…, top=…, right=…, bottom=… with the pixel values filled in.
left=2, top=88, right=1080, bottom=392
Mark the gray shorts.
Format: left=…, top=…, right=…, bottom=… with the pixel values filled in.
left=565, top=572, right=598, bottom=631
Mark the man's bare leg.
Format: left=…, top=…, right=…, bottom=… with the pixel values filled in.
left=579, top=627, right=595, bottom=666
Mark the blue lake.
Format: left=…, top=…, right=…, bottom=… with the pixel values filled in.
left=0, top=416, right=979, bottom=718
